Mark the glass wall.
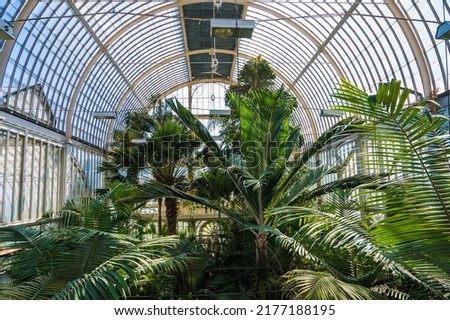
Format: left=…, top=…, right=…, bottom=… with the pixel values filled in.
left=0, top=126, right=104, bottom=225
left=163, top=82, right=229, bottom=138
left=67, top=145, right=104, bottom=202
left=0, top=128, right=63, bottom=224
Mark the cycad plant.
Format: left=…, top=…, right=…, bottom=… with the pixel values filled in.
left=131, top=85, right=373, bottom=297
left=0, top=183, right=189, bottom=299
left=272, top=79, right=450, bottom=299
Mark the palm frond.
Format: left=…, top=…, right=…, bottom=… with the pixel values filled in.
left=283, top=269, right=383, bottom=300
left=167, top=98, right=226, bottom=167
left=332, top=79, right=450, bottom=289
left=51, top=229, right=135, bottom=279
left=0, top=274, right=62, bottom=300
left=52, top=236, right=184, bottom=300
left=294, top=173, right=381, bottom=204
left=276, top=117, right=363, bottom=198
left=190, top=168, right=235, bottom=200
left=271, top=203, right=450, bottom=298
left=60, top=184, right=136, bottom=232
left=0, top=226, right=58, bottom=281
left=132, top=180, right=245, bottom=224
left=370, top=284, right=410, bottom=300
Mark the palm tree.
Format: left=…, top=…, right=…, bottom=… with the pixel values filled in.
left=100, top=104, right=199, bottom=235
left=215, top=55, right=282, bottom=147
left=100, top=113, right=152, bottom=185
left=271, top=79, right=450, bottom=299
left=146, top=106, right=191, bottom=235
left=229, top=54, right=276, bottom=95
left=132, top=87, right=374, bottom=298
left=0, top=183, right=188, bottom=299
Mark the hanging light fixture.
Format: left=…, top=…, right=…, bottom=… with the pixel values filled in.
left=210, top=18, right=255, bottom=38
left=436, top=1, right=450, bottom=40
left=131, top=138, right=147, bottom=144
left=320, top=109, right=344, bottom=118
left=0, top=19, right=14, bottom=40
left=435, top=21, right=450, bottom=40
left=211, top=54, right=219, bottom=72
left=209, top=109, right=231, bottom=116
left=93, top=111, right=117, bottom=119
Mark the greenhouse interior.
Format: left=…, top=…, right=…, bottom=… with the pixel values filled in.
left=0, top=0, right=450, bottom=300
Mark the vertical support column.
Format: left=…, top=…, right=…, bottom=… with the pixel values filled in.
left=30, top=137, right=38, bottom=219
left=36, top=139, right=44, bottom=219
left=187, top=84, right=194, bottom=183
left=357, top=136, right=370, bottom=218
left=60, top=142, right=72, bottom=207
left=16, top=132, right=27, bottom=221
left=188, top=84, right=193, bottom=112
left=158, top=198, right=163, bottom=236
left=1, top=131, right=10, bottom=224
left=43, top=138, right=50, bottom=216
left=11, top=133, right=20, bottom=222
left=315, top=152, right=322, bottom=207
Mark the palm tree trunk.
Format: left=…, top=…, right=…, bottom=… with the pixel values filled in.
left=255, top=231, right=268, bottom=299
left=157, top=198, right=163, bottom=235
left=255, top=188, right=268, bottom=298
left=165, top=197, right=178, bottom=235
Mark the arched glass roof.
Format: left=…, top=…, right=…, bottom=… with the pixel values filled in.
left=1, top=0, right=449, bottom=148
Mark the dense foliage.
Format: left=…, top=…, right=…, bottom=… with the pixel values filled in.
left=1, top=58, right=449, bottom=299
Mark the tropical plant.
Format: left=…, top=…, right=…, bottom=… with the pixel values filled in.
left=201, top=219, right=260, bottom=299
left=282, top=269, right=383, bottom=300
left=131, top=84, right=374, bottom=298
left=130, top=233, right=212, bottom=299
left=0, top=184, right=189, bottom=300
left=100, top=104, right=199, bottom=235
left=228, top=54, right=276, bottom=96
left=212, top=55, right=278, bottom=148
left=99, top=111, right=155, bottom=185
left=271, top=79, right=450, bottom=299
left=189, top=167, right=236, bottom=203
left=272, top=189, right=389, bottom=300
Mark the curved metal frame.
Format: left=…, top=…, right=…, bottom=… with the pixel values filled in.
left=1, top=0, right=448, bottom=148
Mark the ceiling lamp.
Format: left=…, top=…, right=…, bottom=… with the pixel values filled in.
left=320, top=109, right=344, bottom=118
left=209, top=109, right=231, bottom=116
left=435, top=21, right=450, bottom=40
left=0, top=19, right=14, bottom=40
left=130, top=138, right=147, bottom=144
left=210, top=19, right=255, bottom=38
left=93, top=111, right=117, bottom=119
